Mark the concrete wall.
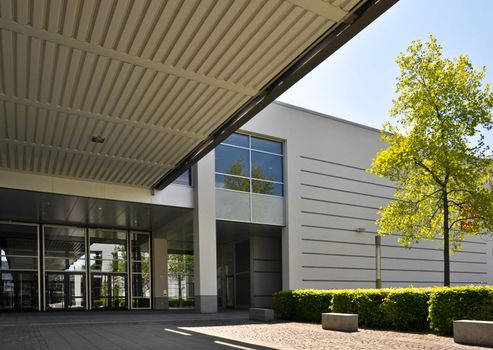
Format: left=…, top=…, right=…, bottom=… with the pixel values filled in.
left=251, top=235, right=282, bottom=307
left=239, top=102, right=492, bottom=289
left=0, top=169, right=194, bottom=208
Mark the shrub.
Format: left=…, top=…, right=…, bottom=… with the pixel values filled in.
left=274, top=286, right=493, bottom=334
left=428, top=286, right=493, bottom=335
left=381, top=288, right=432, bottom=331
left=331, top=289, right=388, bottom=328
left=274, top=289, right=333, bottom=322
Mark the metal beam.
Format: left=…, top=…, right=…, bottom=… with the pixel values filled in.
left=0, top=18, right=258, bottom=97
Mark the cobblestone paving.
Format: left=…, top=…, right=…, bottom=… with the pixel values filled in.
left=183, top=322, right=489, bottom=350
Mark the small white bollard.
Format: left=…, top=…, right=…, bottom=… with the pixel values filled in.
left=322, top=313, right=358, bottom=332
left=454, top=320, right=493, bottom=347
left=249, top=308, right=274, bottom=322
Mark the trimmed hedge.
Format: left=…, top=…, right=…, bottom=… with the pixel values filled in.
left=273, top=286, right=493, bottom=334
left=274, top=289, right=333, bottom=322
left=429, top=286, right=493, bottom=334
left=331, top=289, right=387, bottom=328
left=382, top=288, right=432, bottom=331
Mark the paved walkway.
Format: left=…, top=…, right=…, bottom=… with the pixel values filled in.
left=0, top=311, right=488, bottom=350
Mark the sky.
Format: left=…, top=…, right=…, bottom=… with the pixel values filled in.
left=277, top=0, right=493, bottom=147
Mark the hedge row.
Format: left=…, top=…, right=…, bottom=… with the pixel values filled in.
left=273, top=286, right=493, bottom=334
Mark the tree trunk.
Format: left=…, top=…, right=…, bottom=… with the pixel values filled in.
left=443, top=191, right=450, bottom=287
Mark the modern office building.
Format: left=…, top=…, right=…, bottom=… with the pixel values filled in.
left=1, top=101, right=492, bottom=313
left=0, top=0, right=404, bottom=313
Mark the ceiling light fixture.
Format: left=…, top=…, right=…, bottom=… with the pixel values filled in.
left=91, top=135, right=105, bottom=144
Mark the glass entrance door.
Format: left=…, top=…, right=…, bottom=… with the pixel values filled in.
left=89, top=229, right=128, bottom=310
left=45, top=273, right=85, bottom=310
left=0, top=222, right=39, bottom=311
left=43, top=225, right=87, bottom=310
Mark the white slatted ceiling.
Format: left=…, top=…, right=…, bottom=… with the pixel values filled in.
left=0, top=0, right=363, bottom=187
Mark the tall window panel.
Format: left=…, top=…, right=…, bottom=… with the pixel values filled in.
left=43, top=226, right=86, bottom=310
left=0, top=222, right=39, bottom=311
left=130, top=232, right=151, bottom=309
left=89, top=229, right=128, bottom=310
left=215, top=133, right=285, bottom=225
left=215, top=133, right=283, bottom=196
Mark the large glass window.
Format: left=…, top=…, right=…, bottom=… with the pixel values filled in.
left=89, top=229, right=128, bottom=310
left=89, top=230, right=127, bottom=273
left=130, top=232, right=151, bottom=309
left=43, top=226, right=87, bottom=310
left=0, top=222, right=39, bottom=311
left=215, top=133, right=284, bottom=196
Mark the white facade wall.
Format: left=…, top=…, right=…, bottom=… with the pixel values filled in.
left=1, top=100, right=491, bottom=303
left=238, top=102, right=493, bottom=289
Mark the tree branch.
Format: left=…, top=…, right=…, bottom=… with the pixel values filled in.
left=414, top=158, right=444, bottom=186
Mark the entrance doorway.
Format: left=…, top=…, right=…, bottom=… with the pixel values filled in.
left=0, top=222, right=39, bottom=311
left=217, top=221, right=282, bottom=309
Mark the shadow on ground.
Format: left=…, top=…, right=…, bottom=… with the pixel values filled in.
left=0, top=311, right=278, bottom=350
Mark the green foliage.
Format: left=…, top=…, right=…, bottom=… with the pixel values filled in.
left=331, top=289, right=388, bottom=328
left=428, top=286, right=493, bottom=334
left=275, top=287, right=493, bottom=334
left=273, top=289, right=333, bottom=322
left=381, top=288, right=432, bottom=331
left=369, top=35, right=493, bottom=286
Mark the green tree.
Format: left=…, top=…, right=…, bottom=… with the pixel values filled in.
left=369, top=36, right=493, bottom=286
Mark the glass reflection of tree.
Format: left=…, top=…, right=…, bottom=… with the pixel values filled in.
left=168, top=253, right=194, bottom=307
left=223, top=159, right=274, bottom=194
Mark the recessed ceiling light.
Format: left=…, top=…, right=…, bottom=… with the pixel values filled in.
left=91, top=135, right=105, bottom=144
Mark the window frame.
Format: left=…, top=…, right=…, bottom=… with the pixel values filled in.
left=215, top=132, right=284, bottom=197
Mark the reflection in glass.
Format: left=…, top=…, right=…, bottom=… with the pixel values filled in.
left=132, top=273, right=150, bottom=297
left=131, top=232, right=150, bottom=309
left=45, top=273, right=85, bottom=310
left=168, top=253, right=194, bottom=308
left=131, top=233, right=150, bottom=261
left=44, top=226, right=86, bottom=259
left=0, top=272, right=38, bottom=310
left=215, top=145, right=249, bottom=176
left=89, top=230, right=127, bottom=272
left=0, top=223, right=39, bottom=311
left=0, top=223, right=38, bottom=256
left=251, top=136, right=283, bottom=154
left=91, top=274, right=127, bottom=309
left=1, top=256, right=38, bottom=270
left=223, top=133, right=249, bottom=148
left=214, top=134, right=284, bottom=201
left=251, top=151, right=283, bottom=182
left=44, top=257, right=85, bottom=271
left=172, top=169, right=191, bottom=186
left=89, top=230, right=128, bottom=309
left=252, top=180, right=283, bottom=196
left=215, top=174, right=250, bottom=192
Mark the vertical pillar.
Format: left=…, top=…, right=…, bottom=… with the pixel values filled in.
left=193, top=151, right=218, bottom=313
left=375, top=235, right=382, bottom=289
left=152, top=233, right=168, bottom=309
